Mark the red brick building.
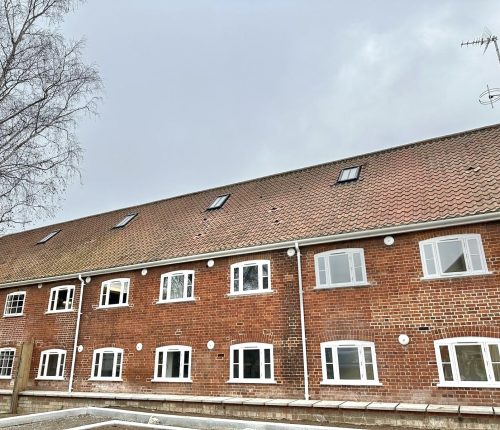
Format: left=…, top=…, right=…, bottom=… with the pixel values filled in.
left=0, top=124, right=499, bottom=413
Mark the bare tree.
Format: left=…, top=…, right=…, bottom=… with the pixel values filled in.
left=0, top=0, right=101, bottom=232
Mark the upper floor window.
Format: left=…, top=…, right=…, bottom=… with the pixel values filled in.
left=435, top=337, right=500, bottom=388
left=314, top=249, right=367, bottom=288
left=159, top=271, right=194, bottom=303
left=419, top=234, right=488, bottom=279
left=99, top=279, right=129, bottom=308
left=4, top=292, right=25, bottom=317
left=48, top=286, right=74, bottom=313
left=337, top=166, right=360, bottom=183
left=0, top=348, right=15, bottom=379
left=208, top=194, right=230, bottom=210
left=230, top=260, right=271, bottom=295
left=321, top=341, right=380, bottom=385
left=91, top=347, right=123, bottom=381
left=37, top=349, right=66, bottom=380
left=153, top=345, right=191, bottom=382
left=229, top=343, right=274, bottom=383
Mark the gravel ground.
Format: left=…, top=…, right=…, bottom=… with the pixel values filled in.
left=5, top=414, right=108, bottom=430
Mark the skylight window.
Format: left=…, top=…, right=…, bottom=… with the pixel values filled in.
left=37, top=230, right=61, bottom=244
left=338, top=166, right=361, bottom=183
left=114, top=213, right=137, bottom=228
left=207, top=194, right=230, bottom=210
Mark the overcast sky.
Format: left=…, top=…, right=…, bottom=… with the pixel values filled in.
left=25, top=0, right=500, bottom=230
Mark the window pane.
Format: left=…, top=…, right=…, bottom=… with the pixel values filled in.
left=353, top=252, right=363, bottom=282
left=329, top=254, right=351, bottom=284
left=170, top=275, right=184, bottom=299
left=46, top=354, right=59, bottom=377
left=467, top=238, right=483, bottom=271
left=326, top=363, right=334, bottom=380
left=242, top=265, right=258, bottom=291
left=442, top=364, right=453, bottom=381
left=437, top=241, right=466, bottom=273
left=233, top=268, right=239, bottom=292
left=365, top=364, right=374, bottom=380
left=325, top=347, right=333, bottom=364
left=317, top=257, right=327, bottom=285
left=265, top=363, right=271, bottom=379
left=233, top=349, right=239, bottom=378
left=183, top=351, right=190, bottom=378
left=489, top=345, right=500, bottom=381
left=0, top=351, right=14, bottom=377
left=101, top=353, right=114, bottom=377
left=116, top=353, right=122, bottom=377
left=161, top=277, right=168, bottom=301
left=56, top=289, right=68, bottom=310
left=338, top=347, right=361, bottom=380
left=108, top=281, right=122, bottom=305
left=439, top=345, right=450, bottom=362
left=262, top=264, right=269, bottom=290
left=455, top=344, right=487, bottom=381
left=422, top=244, right=437, bottom=275
left=166, top=351, right=181, bottom=378
left=157, top=351, right=163, bottom=378
left=243, top=349, right=260, bottom=378
left=187, top=274, right=193, bottom=298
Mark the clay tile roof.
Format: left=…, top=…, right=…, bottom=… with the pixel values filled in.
left=0, top=123, right=499, bottom=285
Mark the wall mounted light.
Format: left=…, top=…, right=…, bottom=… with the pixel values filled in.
left=141, top=269, right=148, bottom=276
left=287, top=248, right=296, bottom=257
left=207, top=340, right=215, bottom=350
left=384, top=236, right=395, bottom=246
left=207, top=259, right=215, bottom=268
left=398, top=334, right=410, bottom=346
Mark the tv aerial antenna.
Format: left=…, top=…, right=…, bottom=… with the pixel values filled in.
left=462, top=28, right=500, bottom=108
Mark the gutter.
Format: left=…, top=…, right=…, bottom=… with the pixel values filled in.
left=68, top=274, right=85, bottom=392
left=295, top=242, right=309, bottom=400
left=1, top=211, right=498, bottom=288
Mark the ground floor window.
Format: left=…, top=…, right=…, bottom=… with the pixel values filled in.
left=435, top=337, right=500, bottom=387
left=153, top=345, right=191, bottom=382
left=0, top=348, right=15, bottom=379
left=229, top=343, right=274, bottom=383
left=91, top=348, right=123, bottom=381
left=37, top=349, right=66, bottom=379
left=321, top=341, right=380, bottom=385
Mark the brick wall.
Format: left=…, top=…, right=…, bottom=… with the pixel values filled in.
left=0, top=221, right=498, bottom=405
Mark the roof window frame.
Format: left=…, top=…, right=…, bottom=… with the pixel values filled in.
left=337, top=166, right=361, bottom=183
left=37, top=230, right=61, bottom=244
left=207, top=194, right=230, bottom=210
left=113, top=213, right=137, bottom=229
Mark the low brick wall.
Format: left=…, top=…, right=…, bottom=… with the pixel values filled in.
left=2, top=392, right=497, bottom=430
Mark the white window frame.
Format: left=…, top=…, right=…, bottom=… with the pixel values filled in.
left=314, top=249, right=368, bottom=288
left=0, top=348, right=16, bottom=379
left=153, top=345, right=192, bottom=382
left=37, top=349, right=66, bottom=380
left=3, top=291, right=26, bottom=317
left=99, top=278, right=130, bottom=308
left=90, top=347, right=123, bottom=381
left=230, top=260, right=271, bottom=296
left=419, top=234, right=489, bottom=279
left=158, top=271, right=195, bottom=303
left=47, top=286, right=75, bottom=313
left=228, top=342, right=275, bottom=384
left=320, top=341, right=381, bottom=386
left=435, top=337, right=500, bottom=388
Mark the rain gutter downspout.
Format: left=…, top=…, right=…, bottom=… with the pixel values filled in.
left=69, top=274, right=85, bottom=392
left=295, top=241, right=309, bottom=400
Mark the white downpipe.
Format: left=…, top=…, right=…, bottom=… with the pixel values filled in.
left=69, top=274, right=85, bottom=392
left=295, top=242, right=309, bottom=400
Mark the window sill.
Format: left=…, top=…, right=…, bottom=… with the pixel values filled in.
left=88, top=377, right=123, bottom=382
left=97, top=304, right=129, bottom=310
left=152, top=378, right=192, bottom=383
left=156, top=298, right=195, bottom=305
left=227, top=290, right=273, bottom=298
left=314, top=282, right=371, bottom=290
left=437, top=382, right=500, bottom=388
left=227, top=379, right=276, bottom=384
left=3, top=313, right=24, bottom=318
left=320, top=380, right=382, bottom=386
left=0, top=376, right=12, bottom=380
left=45, top=310, right=74, bottom=315
left=421, top=271, right=492, bottom=281
left=36, top=377, right=64, bottom=381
